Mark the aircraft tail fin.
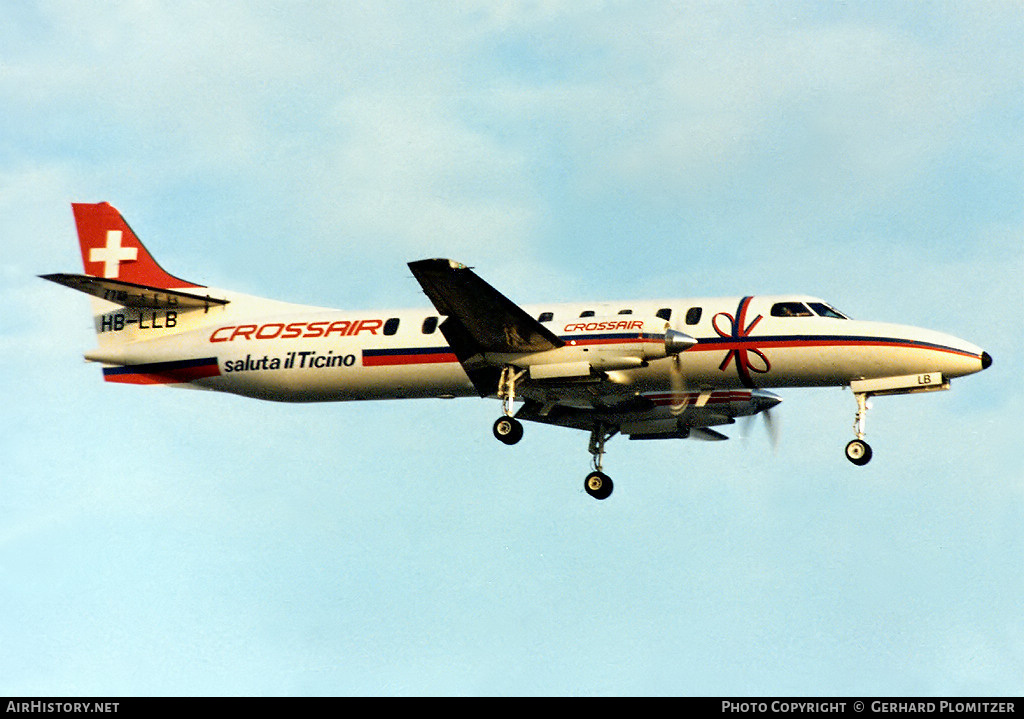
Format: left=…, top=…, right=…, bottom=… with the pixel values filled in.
left=71, top=202, right=202, bottom=289
left=44, top=203, right=230, bottom=356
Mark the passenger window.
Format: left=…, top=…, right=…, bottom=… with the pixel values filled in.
left=422, top=316, right=438, bottom=334
left=771, top=302, right=813, bottom=318
left=538, top=311, right=553, bottom=323
left=580, top=310, right=595, bottom=318
left=809, top=302, right=849, bottom=319
left=656, top=308, right=672, bottom=321
left=383, top=317, right=400, bottom=335
left=685, top=307, right=702, bottom=325
left=618, top=309, right=633, bottom=315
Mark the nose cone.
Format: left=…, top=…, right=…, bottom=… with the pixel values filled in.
left=897, top=324, right=991, bottom=379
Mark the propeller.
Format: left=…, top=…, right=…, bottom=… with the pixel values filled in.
left=668, top=353, right=690, bottom=416
left=762, top=405, right=780, bottom=452
left=741, top=395, right=781, bottom=452
left=663, top=325, right=697, bottom=417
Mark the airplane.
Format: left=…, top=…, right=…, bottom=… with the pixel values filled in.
left=42, top=202, right=992, bottom=499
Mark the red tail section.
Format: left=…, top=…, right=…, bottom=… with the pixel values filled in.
left=72, top=202, right=201, bottom=289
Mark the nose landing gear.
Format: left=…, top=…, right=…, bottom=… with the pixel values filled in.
left=845, top=392, right=873, bottom=465
left=843, top=372, right=955, bottom=466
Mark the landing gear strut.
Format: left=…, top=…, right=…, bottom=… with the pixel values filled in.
left=493, top=366, right=526, bottom=445
left=845, top=392, right=873, bottom=466
left=585, top=423, right=618, bottom=500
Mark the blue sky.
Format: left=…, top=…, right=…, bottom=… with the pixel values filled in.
left=2, top=1, right=1021, bottom=696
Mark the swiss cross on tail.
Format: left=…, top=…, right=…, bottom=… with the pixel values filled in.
left=89, top=230, right=137, bottom=278
left=72, top=202, right=201, bottom=289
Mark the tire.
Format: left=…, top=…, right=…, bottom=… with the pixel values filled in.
left=845, top=439, right=873, bottom=466
left=584, top=471, right=613, bottom=500
left=493, top=417, right=523, bottom=445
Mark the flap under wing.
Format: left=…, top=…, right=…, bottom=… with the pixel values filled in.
left=40, top=273, right=229, bottom=310
left=516, top=399, right=735, bottom=441
left=408, top=259, right=563, bottom=354
left=512, top=388, right=780, bottom=441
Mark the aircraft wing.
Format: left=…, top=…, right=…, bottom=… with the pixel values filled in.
left=406, top=257, right=759, bottom=443
left=408, top=259, right=563, bottom=354
left=408, top=258, right=565, bottom=396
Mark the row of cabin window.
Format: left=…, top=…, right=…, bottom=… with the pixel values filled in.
left=382, top=316, right=442, bottom=335
left=413, top=308, right=701, bottom=335
left=535, top=302, right=846, bottom=324
left=406, top=300, right=846, bottom=337
left=536, top=307, right=703, bottom=325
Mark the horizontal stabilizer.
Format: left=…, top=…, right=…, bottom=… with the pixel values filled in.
left=40, top=273, right=229, bottom=311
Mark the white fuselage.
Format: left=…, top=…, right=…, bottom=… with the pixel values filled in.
left=91, top=291, right=989, bottom=402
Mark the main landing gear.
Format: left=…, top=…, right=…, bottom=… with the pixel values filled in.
left=493, top=366, right=525, bottom=445
left=585, top=423, right=618, bottom=500
left=845, top=392, right=873, bottom=466
left=490, top=365, right=617, bottom=500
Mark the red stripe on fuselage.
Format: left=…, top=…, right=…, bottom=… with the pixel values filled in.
left=690, top=337, right=981, bottom=359
left=362, top=350, right=458, bottom=367
left=103, top=362, right=221, bottom=385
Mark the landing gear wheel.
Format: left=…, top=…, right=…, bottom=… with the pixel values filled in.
left=845, top=439, right=873, bottom=466
left=584, top=471, right=613, bottom=500
left=493, top=417, right=523, bottom=445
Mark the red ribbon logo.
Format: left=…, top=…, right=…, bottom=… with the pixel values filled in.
left=712, top=296, right=770, bottom=388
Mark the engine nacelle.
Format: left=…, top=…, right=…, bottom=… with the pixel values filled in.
left=559, top=315, right=696, bottom=360
left=485, top=315, right=696, bottom=379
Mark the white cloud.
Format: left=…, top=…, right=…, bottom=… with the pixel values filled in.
left=304, top=92, right=538, bottom=257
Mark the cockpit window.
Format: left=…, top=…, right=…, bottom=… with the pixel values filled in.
left=770, top=302, right=813, bottom=318
left=808, top=302, right=849, bottom=320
